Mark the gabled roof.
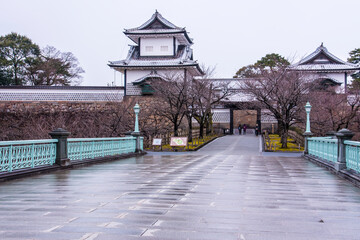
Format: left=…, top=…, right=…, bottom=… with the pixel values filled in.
left=316, top=76, right=342, bottom=85
left=133, top=10, right=181, bottom=30
left=124, top=11, right=193, bottom=45
left=108, top=45, right=203, bottom=76
left=132, top=71, right=164, bottom=85
left=291, top=43, right=360, bottom=72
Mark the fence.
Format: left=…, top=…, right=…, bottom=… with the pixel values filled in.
left=345, top=140, right=360, bottom=172
left=0, top=139, right=58, bottom=173
left=306, top=129, right=360, bottom=175
left=0, top=133, right=143, bottom=174
left=67, top=137, right=137, bottom=161
left=308, top=137, right=338, bottom=163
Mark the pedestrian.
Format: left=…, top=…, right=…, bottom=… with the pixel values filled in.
left=243, top=124, right=247, bottom=135
left=255, top=124, right=259, bottom=136
left=238, top=124, right=241, bottom=135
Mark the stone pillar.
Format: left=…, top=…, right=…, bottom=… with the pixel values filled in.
left=49, top=128, right=71, bottom=167
left=335, top=128, right=354, bottom=171
left=303, top=132, right=313, bottom=154
left=131, top=103, right=141, bottom=152
left=326, top=131, right=337, bottom=139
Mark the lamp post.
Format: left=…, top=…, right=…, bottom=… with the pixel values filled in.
left=132, top=103, right=141, bottom=152
left=303, top=101, right=313, bottom=154
left=304, top=102, right=312, bottom=134
left=133, top=103, right=140, bottom=133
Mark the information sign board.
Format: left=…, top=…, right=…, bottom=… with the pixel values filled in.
left=152, top=138, right=162, bottom=146
left=170, top=137, right=188, bottom=147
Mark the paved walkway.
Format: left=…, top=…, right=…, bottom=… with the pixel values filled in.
left=1, top=135, right=360, bottom=239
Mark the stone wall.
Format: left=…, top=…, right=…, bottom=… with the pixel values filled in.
left=233, top=110, right=257, bottom=128
left=0, top=96, right=174, bottom=144
left=0, top=101, right=134, bottom=141
left=288, top=130, right=305, bottom=147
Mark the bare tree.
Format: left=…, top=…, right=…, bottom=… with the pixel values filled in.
left=308, top=87, right=360, bottom=136
left=151, top=71, right=189, bottom=137
left=240, top=65, right=310, bottom=148
left=191, top=66, right=232, bottom=138
left=27, top=46, right=84, bottom=86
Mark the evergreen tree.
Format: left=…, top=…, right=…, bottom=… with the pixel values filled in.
left=234, top=53, right=289, bottom=78
left=348, top=48, right=360, bottom=88
left=0, top=32, right=40, bottom=85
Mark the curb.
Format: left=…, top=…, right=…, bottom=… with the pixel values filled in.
left=0, top=152, right=146, bottom=182
left=304, top=155, right=360, bottom=188
left=188, top=136, right=220, bottom=151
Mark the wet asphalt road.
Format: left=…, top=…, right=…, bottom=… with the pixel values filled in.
left=1, top=135, right=360, bottom=239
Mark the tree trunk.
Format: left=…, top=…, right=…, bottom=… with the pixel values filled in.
left=187, top=115, right=193, bottom=142
left=280, top=122, right=289, bottom=148
left=205, top=113, right=213, bottom=135
left=199, top=122, right=204, bottom=138
left=174, top=123, right=179, bottom=137
left=277, top=120, right=283, bottom=135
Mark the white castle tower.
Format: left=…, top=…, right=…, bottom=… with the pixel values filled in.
left=108, top=11, right=203, bottom=96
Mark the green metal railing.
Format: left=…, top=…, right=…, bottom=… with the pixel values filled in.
left=345, top=140, right=360, bottom=172
left=0, top=135, right=143, bottom=173
left=308, top=137, right=338, bottom=163
left=0, top=139, right=58, bottom=173
left=67, top=137, right=137, bottom=161
left=140, top=137, right=143, bottom=151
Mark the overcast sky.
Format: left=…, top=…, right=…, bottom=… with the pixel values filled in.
left=1, top=0, right=359, bottom=86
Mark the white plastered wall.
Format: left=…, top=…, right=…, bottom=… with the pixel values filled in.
left=140, top=37, right=174, bottom=56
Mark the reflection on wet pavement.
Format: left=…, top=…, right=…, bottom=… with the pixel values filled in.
left=0, top=135, right=360, bottom=239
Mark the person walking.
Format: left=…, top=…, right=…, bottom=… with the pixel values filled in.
left=238, top=124, right=241, bottom=135
left=243, top=124, right=247, bottom=135
left=255, top=124, right=259, bottom=136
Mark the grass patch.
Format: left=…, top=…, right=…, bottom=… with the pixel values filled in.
left=148, top=135, right=217, bottom=151
left=267, top=134, right=304, bottom=152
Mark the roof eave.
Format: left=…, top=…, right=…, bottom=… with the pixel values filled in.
left=109, top=63, right=200, bottom=68
left=290, top=68, right=360, bottom=73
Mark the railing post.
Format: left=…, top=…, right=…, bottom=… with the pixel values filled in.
left=303, top=102, right=313, bottom=154
left=49, top=128, right=71, bottom=167
left=326, top=131, right=336, bottom=138
left=335, top=128, right=354, bottom=171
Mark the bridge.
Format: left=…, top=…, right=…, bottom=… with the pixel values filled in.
left=1, top=135, right=360, bottom=240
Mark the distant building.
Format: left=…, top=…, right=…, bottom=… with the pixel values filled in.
left=290, top=43, right=360, bottom=93
left=0, top=86, right=124, bottom=102
left=108, top=10, right=203, bottom=96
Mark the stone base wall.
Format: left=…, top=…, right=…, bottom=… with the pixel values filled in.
left=261, top=123, right=278, bottom=134
left=0, top=101, right=136, bottom=141
left=288, top=130, right=305, bottom=147
left=234, top=110, right=257, bottom=128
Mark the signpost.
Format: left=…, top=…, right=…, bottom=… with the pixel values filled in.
left=153, top=138, right=162, bottom=146
left=152, top=138, right=162, bottom=151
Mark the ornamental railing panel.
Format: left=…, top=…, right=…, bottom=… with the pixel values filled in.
left=344, top=140, right=360, bottom=173
left=0, top=139, right=58, bottom=173
left=67, top=137, right=137, bottom=161
left=308, top=137, right=338, bottom=163
left=140, top=137, right=144, bottom=151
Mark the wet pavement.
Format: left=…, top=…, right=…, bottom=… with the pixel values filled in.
left=1, top=135, right=360, bottom=239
